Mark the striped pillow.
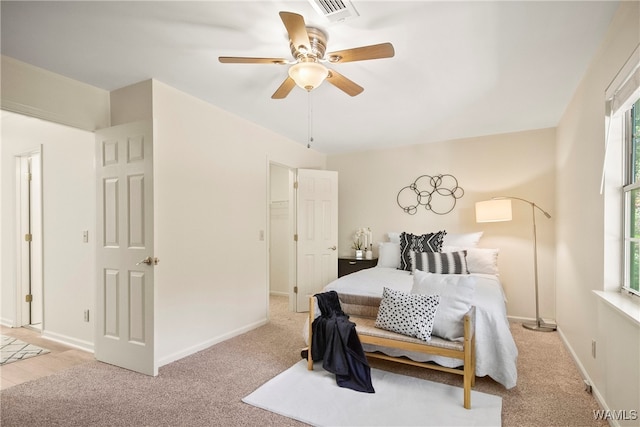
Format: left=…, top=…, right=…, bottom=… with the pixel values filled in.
left=410, top=250, right=469, bottom=274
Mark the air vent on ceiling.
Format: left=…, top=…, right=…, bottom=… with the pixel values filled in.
left=308, top=0, right=360, bottom=23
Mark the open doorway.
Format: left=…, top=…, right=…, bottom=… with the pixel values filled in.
left=15, top=149, right=43, bottom=330
left=268, top=163, right=296, bottom=311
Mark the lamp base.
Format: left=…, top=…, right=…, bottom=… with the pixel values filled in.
left=523, top=319, right=557, bottom=332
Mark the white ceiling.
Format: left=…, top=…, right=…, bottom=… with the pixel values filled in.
left=1, top=1, right=619, bottom=154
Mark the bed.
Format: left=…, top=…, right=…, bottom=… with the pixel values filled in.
left=305, top=231, right=518, bottom=390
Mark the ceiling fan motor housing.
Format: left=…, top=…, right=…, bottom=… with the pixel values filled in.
left=290, top=27, right=327, bottom=61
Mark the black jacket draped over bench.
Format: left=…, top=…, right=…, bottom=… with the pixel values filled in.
left=311, top=291, right=375, bottom=393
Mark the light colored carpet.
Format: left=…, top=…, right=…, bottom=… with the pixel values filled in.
left=244, top=360, right=502, bottom=427
left=0, top=335, right=50, bottom=366
left=0, top=296, right=608, bottom=426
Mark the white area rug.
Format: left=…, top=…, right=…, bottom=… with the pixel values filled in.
left=1, top=335, right=50, bottom=365
left=243, top=360, right=502, bottom=426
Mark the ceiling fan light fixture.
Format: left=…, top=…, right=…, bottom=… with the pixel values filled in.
left=288, top=62, right=328, bottom=91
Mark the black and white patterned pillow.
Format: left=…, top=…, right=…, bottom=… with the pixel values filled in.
left=410, top=250, right=469, bottom=274
left=374, top=287, right=440, bottom=341
left=398, top=231, right=447, bottom=271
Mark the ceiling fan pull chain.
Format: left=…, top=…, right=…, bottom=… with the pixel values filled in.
left=307, top=91, right=314, bottom=149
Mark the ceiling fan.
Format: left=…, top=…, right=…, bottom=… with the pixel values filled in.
left=219, top=11, right=395, bottom=99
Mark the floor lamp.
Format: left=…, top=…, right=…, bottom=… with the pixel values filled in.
left=475, top=197, right=557, bottom=332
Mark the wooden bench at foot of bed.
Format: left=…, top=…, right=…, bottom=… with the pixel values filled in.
left=307, top=293, right=477, bottom=409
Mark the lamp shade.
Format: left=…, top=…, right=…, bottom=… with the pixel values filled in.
left=475, top=199, right=513, bottom=223
left=288, top=62, right=328, bottom=91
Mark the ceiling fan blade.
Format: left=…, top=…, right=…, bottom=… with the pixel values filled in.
left=279, top=11, right=310, bottom=53
left=326, top=42, right=395, bottom=64
left=326, top=69, right=364, bottom=97
left=219, top=57, right=288, bottom=64
left=272, top=77, right=297, bottom=99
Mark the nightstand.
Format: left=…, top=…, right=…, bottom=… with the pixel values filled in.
left=338, top=257, right=378, bottom=277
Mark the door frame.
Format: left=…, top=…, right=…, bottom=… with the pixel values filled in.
left=14, top=147, right=44, bottom=329
left=267, top=161, right=297, bottom=312
left=266, top=164, right=339, bottom=313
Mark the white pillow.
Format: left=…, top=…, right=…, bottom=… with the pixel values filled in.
left=443, top=246, right=500, bottom=275
left=377, top=242, right=401, bottom=268
left=411, top=270, right=476, bottom=341
left=442, top=232, right=483, bottom=248
left=387, top=232, right=401, bottom=244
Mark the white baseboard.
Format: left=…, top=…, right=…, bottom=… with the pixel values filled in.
left=506, top=315, right=533, bottom=323
left=556, top=327, right=616, bottom=427
left=157, top=318, right=269, bottom=368
left=41, top=330, right=94, bottom=353
left=269, top=290, right=288, bottom=297
left=509, top=318, right=615, bottom=425
left=1, top=318, right=16, bottom=328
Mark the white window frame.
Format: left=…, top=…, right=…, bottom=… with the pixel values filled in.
left=623, top=104, right=640, bottom=296
left=606, top=45, right=640, bottom=297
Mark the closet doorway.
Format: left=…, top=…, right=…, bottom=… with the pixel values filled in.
left=268, top=163, right=296, bottom=311
left=15, top=149, right=43, bottom=330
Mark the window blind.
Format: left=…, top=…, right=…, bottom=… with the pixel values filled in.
left=601, top=44, right=640, bottom=194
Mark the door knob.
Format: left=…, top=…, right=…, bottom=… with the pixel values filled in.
left=328, top=246, right=337, bottom=250
left=136, top=256, right=159, bottom=266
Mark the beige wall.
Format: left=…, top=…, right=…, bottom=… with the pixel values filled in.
left=110, top=80, right=153, bottom=125
left=1, top=66, right=327, bottom=367
left=1, top=112, right=95, bottom=350
left=327, top=128, right=556, bottom=321
left=0, top=57, right=108, bottom=350
left=556, top=1, right=640, bottom=422
left=149, top=80, right=326, bottom=366
left=1, top=56, right=110, bottom=130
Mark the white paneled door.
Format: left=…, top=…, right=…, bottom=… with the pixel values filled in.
left=295, top=169, right=338, bottom=311
left=95, top=121, right=156, bottom=376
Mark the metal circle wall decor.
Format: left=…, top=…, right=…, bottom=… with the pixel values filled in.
left=396, top=174, right=464, bottom=215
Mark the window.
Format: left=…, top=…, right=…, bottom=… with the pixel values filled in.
left=606, top=46, right=640, bottom=296
left=624, top=99, right=640, bottom=295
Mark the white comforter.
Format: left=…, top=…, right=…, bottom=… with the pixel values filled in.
left=321, top=267, right=518, bottom=389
